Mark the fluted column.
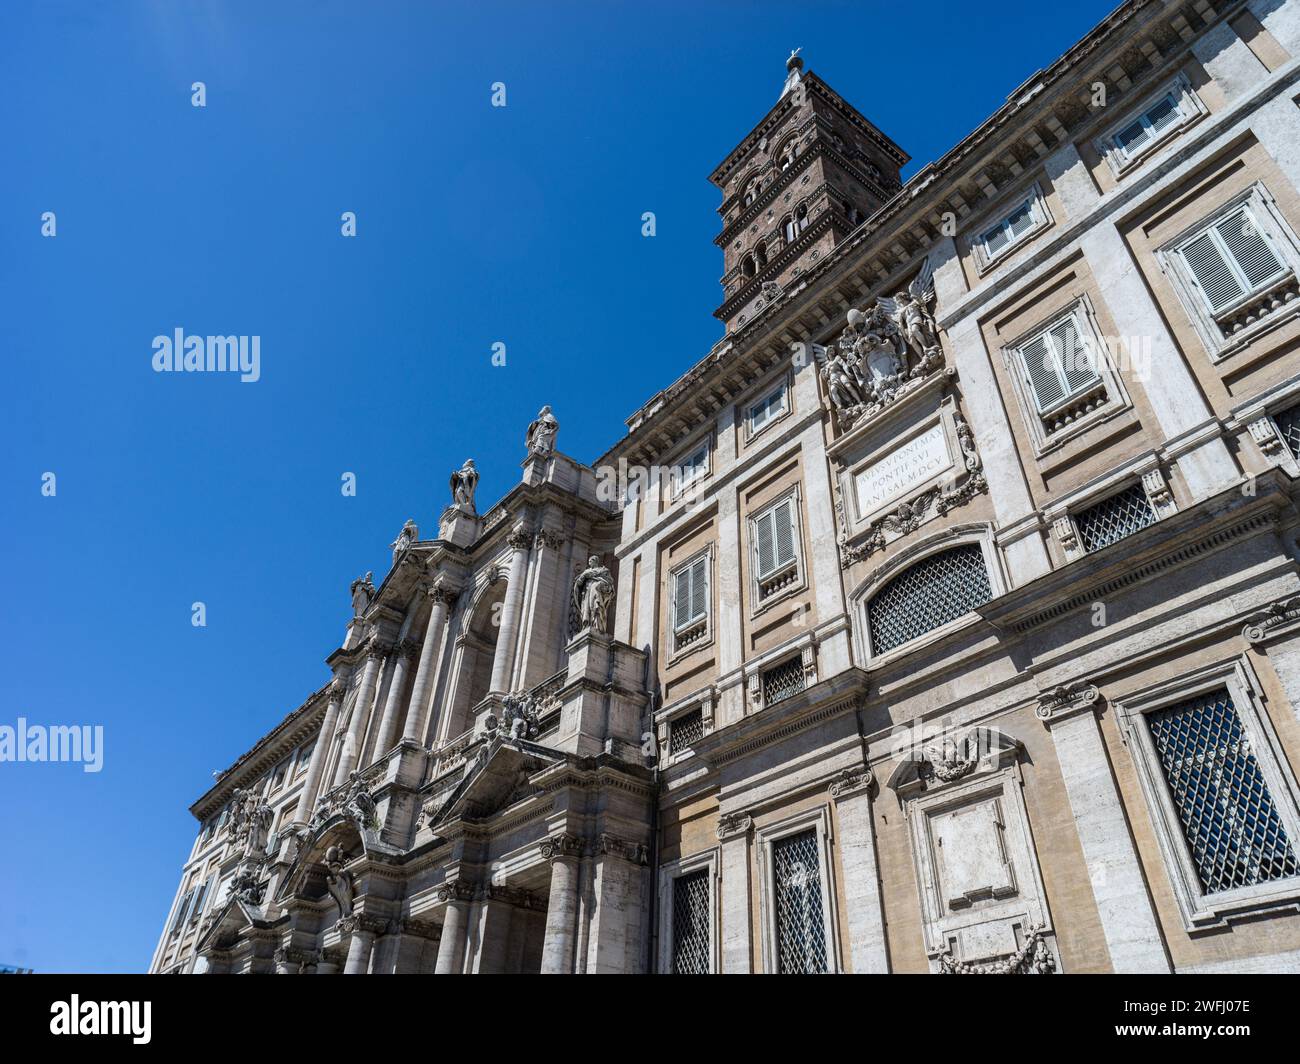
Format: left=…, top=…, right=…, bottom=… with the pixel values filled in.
left=403, top=580, right=458, bottom=745
left=372, top=640, right=418, bottom=759
left=333, top=636, right=388, bottom=786
left=489, top=523, right=533, bottom=695
left=539, top=833, right=583, bottom=974
left=293, top=675, right=348, bottom=823
left=434, top=882, right=473, bottom=974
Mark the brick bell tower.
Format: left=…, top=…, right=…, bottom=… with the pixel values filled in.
left=711, top=50, right=910, bottom=333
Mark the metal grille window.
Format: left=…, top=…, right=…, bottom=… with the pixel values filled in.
left=1148, top=688, right=1300, bottom=895
left=668, top=708, right=704, bottom=756
left=867, top=544, right=991, bottom=655
left=1074, top=483, right=1155, bottom=554
left=762, top=656, right=806, bottom=706
left=1273, top=402, right=1300, bottom=461
left=671, top=870, right=711, bottom=974
left=773, top=830, right=827, bottom=974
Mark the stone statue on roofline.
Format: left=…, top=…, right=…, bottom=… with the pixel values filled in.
left=525, top=405, right=559, bottom=456
left=450, top=458, right=479, bottom=514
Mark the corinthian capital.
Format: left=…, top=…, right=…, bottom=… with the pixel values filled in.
left=506, top=523, right=534, bottom=552
left=425, top=575, right=460, bottom=608
left=540, top=832, right=583, bottom=862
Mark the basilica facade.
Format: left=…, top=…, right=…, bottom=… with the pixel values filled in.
left=151, top=0, right=1300, bottom=974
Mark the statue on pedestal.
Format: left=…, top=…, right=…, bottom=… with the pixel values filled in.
left=525, top=405, right=559, bottom=456
left=350, top=572, right=375, bottom=618
left=450, top=459, right=479, bottom=514
left=572, top=555, right=615, bottom=634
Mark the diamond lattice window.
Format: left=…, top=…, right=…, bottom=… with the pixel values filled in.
left=773, top=830, right=827, bottom=974
left=1148, top=688, right=1300, bottom=895
left=668, top=708, right=704, bottom=756
left=671, top=869, right=711, bottom=974
left=762, top=657, right=806, bottom=707
left=1273, top=402, right=1300, bottom=461
left=1074, top=483, right=1155, bottom=554
left=867, top=544, right=991, bottom=655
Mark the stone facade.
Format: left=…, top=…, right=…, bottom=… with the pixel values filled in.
left=152, top=0, right=1300, bottom=974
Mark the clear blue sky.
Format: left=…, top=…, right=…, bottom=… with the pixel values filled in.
left=0, top=0, right=1116, bottom=972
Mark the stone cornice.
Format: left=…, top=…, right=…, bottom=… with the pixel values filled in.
left=978, top=473, right=1292, bottom=635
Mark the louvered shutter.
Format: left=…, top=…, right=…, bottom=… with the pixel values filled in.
left=673, top=566, right=692, bottom=630
left=1218, top=209, right=1284, bottom=289
left=982, top=220, right=1010, bottom=257
left=774, top=499, right=796, bottom=569
left=1005, top=200, right=1038, bottom=240
left=1050, top=315, right=1099, bottom=395
left=1020, top=333, right=1064, bottom=412
left=1145, top=94, right=1180, bottom=136
left=1113, top=116, right=1150, bottom=156
left=1181, top=230, right=1243, bottom=312
left=755, top=509, right=776, bottom=577
left=689, top=557, right=707, bottom=624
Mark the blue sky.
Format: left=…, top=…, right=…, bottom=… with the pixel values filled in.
left=0, top=0, right=1117, bottom=972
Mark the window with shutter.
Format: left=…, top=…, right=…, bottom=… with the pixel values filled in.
left=1111, top=91, right=1183, bottom=162
left=752, top=495, right=800, bottom=600
left=673, top=444, right=709, bottom=496
left=978, top=192, right=1045, bottom=266
left=1016, top=310, right=1102, bottom=417
left=749, top=385, right=787, bottom=434
left=1177, top=206, right=1288, bottom=315
left=672, top=554, right=709, bottom=649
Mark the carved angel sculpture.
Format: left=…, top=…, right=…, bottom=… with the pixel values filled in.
left=877, top=256, right=940, bottom=367
left=450, top=459, right=479, bottom=514
left=525, top=405, right=559, bottom=456
left=572, top=555, right=615, bottom=634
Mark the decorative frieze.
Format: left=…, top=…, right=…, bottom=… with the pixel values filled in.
left=436, top=880, right=476, bottom=905
left=937, top=925, right=1056, bottom=975
left=596, top=833, right=649, bottom=865
left=506, top=523, right=534, bottom=552
left=535, top=527, right=566, bottom=551
left=1248, top=415, right=1285, bottom=455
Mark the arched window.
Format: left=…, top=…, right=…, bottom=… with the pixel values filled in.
left=795, top=202, right=809, bottom=234
left=742, top=255, right=757, bottom=279
left=742, top=178, right=760, bottom=207
left=442, top=580, right=506, bottom=742
left=756, top=244, right=768, bottom=269
left=866, top=544, right=991, bottom=655
left=782, top=216, right=796, bottom=243
left=779, top=138, right=798, bottom=171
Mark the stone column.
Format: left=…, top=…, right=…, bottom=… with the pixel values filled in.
left=828, top=768, right=889, bottom=973
left=717, top=813, right=754, bottom=974
left=489, top=522, right=533, bottom=695
left=433, top=883, right=472, bottom=974
left=539, top=833, right=583, bottom=974
left=403, top=580, right=458, bottom=745
left=341, top=918, right=377, bottom=975
left=273, top=947, right=300, bottom=975
left=372, top=640, right=418, bottom=759
left=519, top=527, right=571, bottom=687
left=1038, top=685, right=1171, bottom=973
left=333, top=637, right=388, bottom=786
left=293, top=676, right=348, bottom=824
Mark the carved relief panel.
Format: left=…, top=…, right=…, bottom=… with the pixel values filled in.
left=888, top=727, right=1059, bottom=973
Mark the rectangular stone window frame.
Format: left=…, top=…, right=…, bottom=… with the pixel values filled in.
left=669, top=435, right=713, bottom=501
left=747, top=485, right=806, bottom=616
left=667, top=545, right=714, bottom=661
left=1045, top=456, right=1177, bottom=563
left=1115, top=657, right=1300, bottom=930
left=657, top=849, right=720, bottom=974
left=743, top=373, right=793, bottom=443
left=972, top=181, right=1054, bottom=275
left=742, top=634, right=818, bottom=715
left=1157, top=182, right=1300, bottom=362
left=654, top=687, right=716, bottom=768
left=755, top=806, right=841, bottom=974
left=1000, top=295, right=1132, bottom=458
left=1094, top=71, right=1207, bottom=177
